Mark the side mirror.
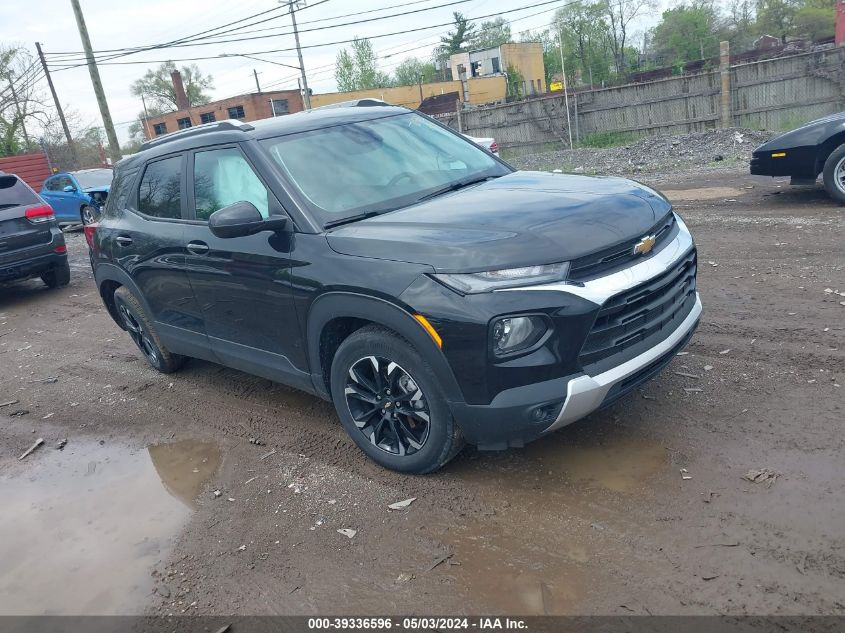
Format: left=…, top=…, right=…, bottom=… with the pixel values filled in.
left=208, top=201, right=288, bottom=239
left=63, top=185, right=76, bottom=193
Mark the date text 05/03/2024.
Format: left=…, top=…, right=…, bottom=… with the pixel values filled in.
left=307, top=617, right=528, bottom=630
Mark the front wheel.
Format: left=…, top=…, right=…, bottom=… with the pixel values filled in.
left=330, top=325, right=464, bottom=474
left=822, top=143, right=845, bottom=205
left=81, top=204, right=98, bottom=225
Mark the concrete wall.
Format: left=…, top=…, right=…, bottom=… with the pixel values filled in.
left=310, top=76, right=507, bottom=109
left=501, top=42, right=546, bottom=94
left=436, top=47, right=845, bottom=153
left=143, top=89, right=303, bottom=137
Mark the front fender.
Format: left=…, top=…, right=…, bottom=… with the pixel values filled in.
left=306, top=291, right=464, bottom=404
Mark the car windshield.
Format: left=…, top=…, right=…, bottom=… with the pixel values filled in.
left=73, top=169, right=113, bottom=189
left=259, top=112, right=509, bottom=223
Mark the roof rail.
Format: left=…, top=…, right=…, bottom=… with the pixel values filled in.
left=314, top=98, right=391, bottom=110
left=139, top=119, right=254, bottom=152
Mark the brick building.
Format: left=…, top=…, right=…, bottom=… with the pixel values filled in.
left=142, top=89, right=304, bottom=138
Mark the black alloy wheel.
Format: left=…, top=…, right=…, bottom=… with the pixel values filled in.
left=344, top=355, right=431, bottom=456
left=119, top=302, right=160, bottom=367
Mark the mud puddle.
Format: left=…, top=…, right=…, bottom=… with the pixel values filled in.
left=0, top=439, right=220, bottom=614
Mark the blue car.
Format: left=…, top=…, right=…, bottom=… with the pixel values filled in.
left=40, top=168, right=113, bottom=225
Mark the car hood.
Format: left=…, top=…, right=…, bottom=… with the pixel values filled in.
left=755, top=110, right=845, bottom=152
left=326, top=171, right=671, bottom=272
left=82, top=185, right=110, bottom=194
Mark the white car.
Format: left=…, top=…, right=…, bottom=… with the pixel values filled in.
left=463, top=134, right=499, bottom=155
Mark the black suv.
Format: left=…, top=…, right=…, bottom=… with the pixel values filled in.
left=89, top=105, right=701, bottom=473
left=1, top=173, right=70, bottom=288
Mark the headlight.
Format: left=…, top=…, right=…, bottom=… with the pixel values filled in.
left=433, top=262, right=570, bottom=294
left=491, top=315, right=547, bottom=356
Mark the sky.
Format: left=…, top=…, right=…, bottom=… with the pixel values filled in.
left=0, top=0, right=662, bottom=144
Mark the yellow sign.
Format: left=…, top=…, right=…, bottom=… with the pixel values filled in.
left=550, top=81, right=564, bottom=92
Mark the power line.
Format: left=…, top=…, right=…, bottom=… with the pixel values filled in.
left=47, top=0, right=572, bottom=71
left=44, top=0, right=333, bottom=67
left=260, top=0, right=567, bottom=90
left=49, top=0, right=478, bottom=58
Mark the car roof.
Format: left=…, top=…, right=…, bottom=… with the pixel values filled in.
left=123, top=105, right=411, bottom=169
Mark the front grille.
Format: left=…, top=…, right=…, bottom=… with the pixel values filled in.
left=569, top=213, right=676, bottom=281
left=579, top=249, right=697, bottom=367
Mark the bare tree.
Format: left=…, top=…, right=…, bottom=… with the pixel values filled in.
left=0, top=46, right=51, bottom=156
left=604, top=0, right=654, bottom=75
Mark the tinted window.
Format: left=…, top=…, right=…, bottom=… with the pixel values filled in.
left=103, top=168, right=137, bottom=216
left=138, top=156, right=182, bottom=219
left=0, top=175, right=40, bottom=208
left=48, top=175, right=73, bottom=191
left=193, top=148, right=269, bottom=221
left=45, top=177, right=62, bottom=191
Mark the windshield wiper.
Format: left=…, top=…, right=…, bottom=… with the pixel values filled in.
left=415, top=175, right=498, bottom=203
left=324, top=210, right=382, bottom=230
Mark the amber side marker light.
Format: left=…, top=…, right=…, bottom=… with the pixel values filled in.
left=414, top=314, right=442, bottom=348
left=771, top=152, right=786, bottom=158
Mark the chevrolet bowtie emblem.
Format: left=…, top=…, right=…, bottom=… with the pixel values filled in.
left=633, top=235, right=657, bottom=255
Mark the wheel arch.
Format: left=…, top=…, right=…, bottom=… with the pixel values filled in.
left=94, top=263, right=152, bottom=330
left=306, top=292, right=464, bottom=404
left=816, top=131, right=845, bottom=174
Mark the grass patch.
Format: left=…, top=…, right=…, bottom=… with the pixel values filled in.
left=577, top=130, right=640, bottom=148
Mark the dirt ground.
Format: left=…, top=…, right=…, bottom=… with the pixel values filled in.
left=0, top=166, right=843, bottom=617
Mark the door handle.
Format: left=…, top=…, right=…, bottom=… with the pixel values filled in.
left=115, top=235, right=133, bottom=246
left=186, top=241, right=210, bottom=255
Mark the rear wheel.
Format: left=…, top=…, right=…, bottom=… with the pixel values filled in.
left=330, top=325, right=464, bottom=474
left=41, top=261, right=70, bottom=288
left=113, top=286, right=185, bottom=373
left=822, top=143, right=845, bottom=205
left=81, top=204, right=98, bottom=225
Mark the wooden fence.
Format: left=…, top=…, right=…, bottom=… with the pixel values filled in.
left=437, top=47, right=845, bottom=154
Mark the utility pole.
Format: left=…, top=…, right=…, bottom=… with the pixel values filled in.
left=140, top=94, right=152, bottom=140
left=5, top=72, right=31, bottom=148
left=253, top=69, right=262, bottom=93
left=287, top=0, right=311, bottom=110
left=69, top=0, right=121, bottom=163
left=558, top=28, right=573, bottom=150
left=35, top=42, right=76, bottom=162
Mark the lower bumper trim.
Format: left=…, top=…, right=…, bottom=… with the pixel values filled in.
left=543, top=293, right=702, bottom=433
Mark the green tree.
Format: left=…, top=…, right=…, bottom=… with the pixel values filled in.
left=506, top=65, right=525, bottom=97
left=130, top=62, right=213, bottom=113
left=651, top=4, right=720, bottom=65
left=469, top=17, right=512, bottom=50
left=334, top=37, right=392, bottom=91
left=756, top=0, right=800, bottom=42
left=552, top=2, right=613, bottom=86
left=392, top=57, right=437, bottom=87
left=792, top=5, right=835, bottom=40
left=440, top=12, right=477, bottom=54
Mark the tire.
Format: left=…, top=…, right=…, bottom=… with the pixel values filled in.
left=41, top=260, right=70, bottom=288
left=113, top=286, right=186, bottom=374
left=330, top=325, right=464, bottom=474
left=80, top=204, right=98, bottom=225
left=822, top=143, right=845, bottom=205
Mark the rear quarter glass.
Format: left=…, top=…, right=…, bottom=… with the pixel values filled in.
left=0, top=175, right=41, bottom=207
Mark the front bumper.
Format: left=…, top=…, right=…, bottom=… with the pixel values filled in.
left=448, top=216, right=701, bottom=449
left=545, top=293, right=701, bottom=432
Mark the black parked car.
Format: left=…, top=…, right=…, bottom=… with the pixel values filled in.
left=0, top=172, right=70, bottom=288
left=751, top=110, right=845, bottom=204
left=88, top=105, right=701, bottom=473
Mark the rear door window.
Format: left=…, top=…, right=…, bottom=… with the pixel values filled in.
left=138, top=156, right=183, bottom=219
left=0, top=175, right=40, bottom=209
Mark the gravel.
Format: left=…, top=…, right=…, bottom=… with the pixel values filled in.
left=507, top=127, right=775, bottom=177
